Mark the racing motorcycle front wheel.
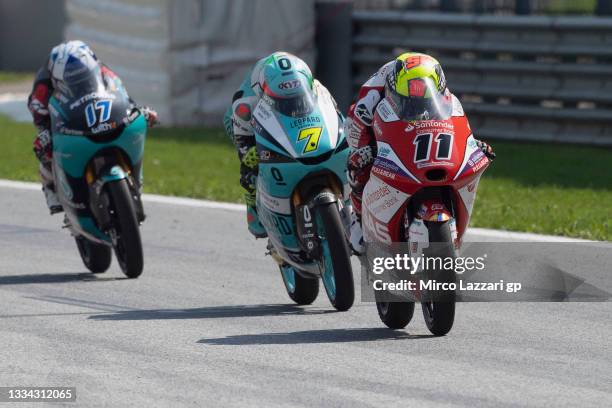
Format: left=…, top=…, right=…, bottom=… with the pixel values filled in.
left=107, top=179, right=143, bottom=279
left=421, top=220, right=456, bottom=336
left=315, top=202, right=355, bottom=311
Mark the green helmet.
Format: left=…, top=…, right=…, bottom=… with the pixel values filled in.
left=260, top=52, right=316, bottom=117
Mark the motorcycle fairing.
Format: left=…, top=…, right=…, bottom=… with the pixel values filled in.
left=362, top=174, right=410, bottom=245
left=52, top=115, right=146, bottom=179
left=364, top=110, right=490, bottom=243
left=252, top=89, right=340, bottom=161
left=253, top=92, right=349, bottom=272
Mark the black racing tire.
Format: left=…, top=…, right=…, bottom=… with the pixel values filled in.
left=279, top=265, right=320, bottom=305
left=316, top=202, right=355, bottom=311
left=107, top=179, right=143, bottom=279
left=421, top=221, right=456, bottom=336
left=375, top=292, right=415, bottom=330
left=75, top=236, right=112, bottom=273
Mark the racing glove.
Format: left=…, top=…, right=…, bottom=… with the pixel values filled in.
left=33, top=129, right=52, bottom=165
left=239, top=146, right=259, bottom=195
left=477, top=141, right=496, bottom=161
left=240, top=165, right=257, bottom=193
left=140, top=106, right=159, bottom=127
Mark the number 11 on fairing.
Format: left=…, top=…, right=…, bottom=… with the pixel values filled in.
left=413, top=133, right=453, bottom=163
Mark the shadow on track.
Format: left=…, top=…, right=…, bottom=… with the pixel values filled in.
left=0, top=273, right=128, bottom=285
left=197, top=328, right=435, bottom=345
left=89, top=304, right=335, bottom=321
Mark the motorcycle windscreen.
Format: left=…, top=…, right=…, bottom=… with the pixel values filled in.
left=255, top=90, right=339, bottom=159
left=266, top=91, right=315, bottom=118
left=386, top=77, right=452, bottom=121
left=63, top=64, right=105, bottom=98
left=50, top=69, right=131, bottom=136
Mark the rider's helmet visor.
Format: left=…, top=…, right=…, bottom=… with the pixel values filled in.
left=386, top=77, right=452, bottom=121
left=264, top=77, right=317, bottom=118
left=63, top=65, right=104, bottom=98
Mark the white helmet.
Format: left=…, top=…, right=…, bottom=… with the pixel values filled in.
left=48, top=40, right=100, bottom=95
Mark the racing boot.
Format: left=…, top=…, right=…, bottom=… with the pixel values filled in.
left=349, top=211, right=364, bottom=255
left=43, top=185, right=63, bottom=215
left=39, top=163, right=63, bottom=215
left=240, top=146, right=266, bottom=238
left=245, top=192, right=267, bottom=238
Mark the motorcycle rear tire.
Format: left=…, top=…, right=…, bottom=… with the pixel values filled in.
left=375, top=295, right=415, bottom=329
left=279, top=265, right=319, bottom=305
left=75, top=236, right=111, bottom=274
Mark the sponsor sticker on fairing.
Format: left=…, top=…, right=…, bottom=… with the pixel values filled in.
left=259, top=189, right=291, bottom=215
left=372, top=166, right=396, bottom=180
left=375, top=158, right=399, bottom=172
left=372, top=142, right=421, bottom=183
left=365, top=185, right=391, bottom=207
left=415, top=120, right=453, bottom=130
left=471, top=156, right=488, bottom=173
left=454, top=134, right=484, bottom=180
left=378, top=145, right=391, bottom=158
left=69, top=92, right=116, bottom=110
left=59, top=127, right=84, bottom=136
left=416, top=161, right=454, bottom=169
left=290, top=116, right=321, bottom=129
left=90, top=122, right=116, bottom=134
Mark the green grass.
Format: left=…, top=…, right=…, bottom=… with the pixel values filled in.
left=142, top=126, right=243, bottom=202
left=471, top=141, right=611, bottom=241
left=544, top=0, right=596, bottom=14
left=0, top=114, right=610, bottom=240
left=0, top=71, right=33, bottom=84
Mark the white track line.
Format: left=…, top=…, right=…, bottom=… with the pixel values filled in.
left=143, top=193, right=244, bottom=211
left=0, top=92, right=28, bottom=102
left=0, top=179, right=40, bottom=191
left=0, top=179, right=244, bottom=212
left=466, top=227, right=590, bottom=243
left=0, top=92, right=31, bottom=123
left=0, top=178, right=597, bottom=242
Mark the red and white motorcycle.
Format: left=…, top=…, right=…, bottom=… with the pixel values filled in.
left=361, top=92, right=493, bottom=336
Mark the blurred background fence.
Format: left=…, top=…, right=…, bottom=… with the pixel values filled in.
left=0, top=0, right=66, bottom=71
left=351, top=10, right=612, bottom=145
left=353, top=0, right=610, bottom=15
left=62, top=0, right=315, bottom=126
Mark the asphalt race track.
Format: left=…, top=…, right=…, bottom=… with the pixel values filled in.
left=1, top=184, right=610, bottom=407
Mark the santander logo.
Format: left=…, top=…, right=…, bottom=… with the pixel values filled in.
left=415, top=120, right=453, bottom=130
